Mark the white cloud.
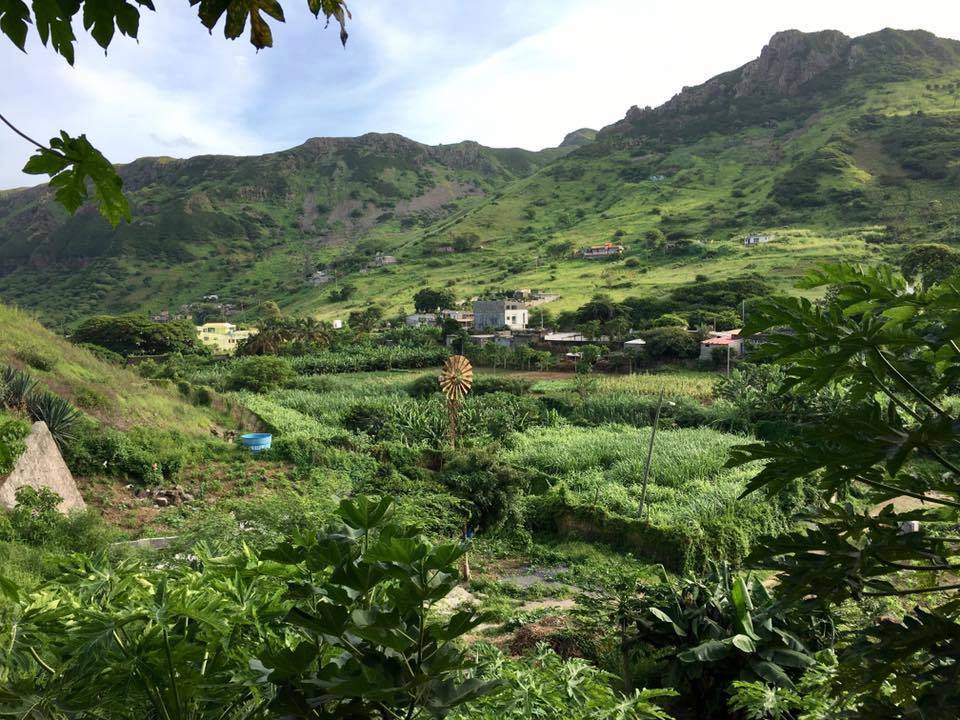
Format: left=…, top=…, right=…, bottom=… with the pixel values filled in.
left=0, top=0, right=958, bottom=188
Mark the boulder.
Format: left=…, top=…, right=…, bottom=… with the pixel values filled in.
left=0, top=421, right=86, bottom=513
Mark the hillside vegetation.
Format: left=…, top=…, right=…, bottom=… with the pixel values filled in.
left=0, top=304, right=225, bottom=434
left=1, top=29, right=959, bottom=323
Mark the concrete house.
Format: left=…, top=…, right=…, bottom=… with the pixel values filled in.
left=367, top=253, right=399, bottom=268
left=307, top=270, right=334, bottom=285
left=405, top=313, right=437, bottom=327
left=699, top=329, right=744, bottom=361
left=196, top=322, right=257, bottom=355
left=743, top=234, right=773, bottom=246
left=472, top=300, right=528, bottom=330
left=581, top=243, right=625, bottom=259
left=440, top=309, right=474, bottom=328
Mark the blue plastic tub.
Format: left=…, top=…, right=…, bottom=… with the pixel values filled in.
left=239, top=433, right=273, bottom=453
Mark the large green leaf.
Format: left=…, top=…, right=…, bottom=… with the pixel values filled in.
left=22, top=132, right=130, bottom=225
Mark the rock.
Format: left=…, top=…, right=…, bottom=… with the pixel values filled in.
left=0, top=421, right=85, bottom=513
left=154, top=496, right=169, bottom=508
left=434, top=586, right=476, bottom=613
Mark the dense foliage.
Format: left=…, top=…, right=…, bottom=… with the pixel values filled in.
left=73, top=315, right=204, bottom=357
left=730, top=263, right=960, bottom=717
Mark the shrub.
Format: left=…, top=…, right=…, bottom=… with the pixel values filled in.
left=228, top=356, right=294, bottom=392
left=471, top=376, right=533, bottom=396
left=15, top=347, right=55, bottom=371
left=72, top=386, right=109, bottom=411
left=0, top=417, right=30, bottom=474
left=439, top=448, right=530, bottom=528
left=406, top=373, right=440, bottom=399
left=77, top=343, right=125, bottom=365
left=643, top=327, right=700, bottom=360
left=0, top=366, right=37, bottom=409
left=26, top=391, right=81, bottom=447
left=193, top=385, right=214, bottom=406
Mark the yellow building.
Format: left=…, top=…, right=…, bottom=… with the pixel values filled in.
left=196, top=322, right=258, bottom=355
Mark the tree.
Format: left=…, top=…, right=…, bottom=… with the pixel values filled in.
left=643, top=327, right=699, bottom=360
left=260, top=300, right=283, bottom=320
left=652, top=313, right=687, bottom=328
left=451, top=231, right=481, bottom=252
left=576, top=293, right=626, bottom=324
left=1, top=0, right=351, bottom=224
left=229, top=355, right=294, bottom=391
left=348, top=306, right=383, bottom=334
left=73, top=315, right=204, bottom=356
left=413, top=288, right=456, bottom=313
left=899, top=243, right=960, bottom=287
left=729, top=263, right=960, bottom=716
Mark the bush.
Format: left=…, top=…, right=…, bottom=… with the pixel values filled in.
left=439, top=448, right=530, bottom=529
left=72, top=315, right=204, bottom=356
left=643, top=327, right=700, bottom=360
left=15, top=347, right=56, bottom=371
left=62, top=421, right=219, bottom=484
left=25, top=391, right=81, bottom=447
left=6, top=486, right=114, bottom=551
left=77, top=343, right=125, bottom=365
left=470, top=376, right=533, bottom=396
left=406, top=373, right=440, bottom=399
left=193, top=385, right=214, bottom=406
left=228, top=356, right=294, bottom=392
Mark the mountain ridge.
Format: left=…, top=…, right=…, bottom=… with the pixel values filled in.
left=0, top=27, right=958, bottom=323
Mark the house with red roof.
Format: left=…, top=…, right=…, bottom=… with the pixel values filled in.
left=699, top=329, right=745, bottom=361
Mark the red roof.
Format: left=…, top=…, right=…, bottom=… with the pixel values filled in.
left=702, top=336, right=741, bottom=346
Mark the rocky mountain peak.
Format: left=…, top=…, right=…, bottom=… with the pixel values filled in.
left=734, top=29, right=851, bottom=97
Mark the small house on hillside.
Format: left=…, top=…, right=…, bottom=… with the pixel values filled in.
left=405, top=313, right=437, bottom=327
left=581, top=243, right=625, bottom=259
left=196, top=322, right=257, bottom=355
left=367, top=253, right=399, bottom=268
left=307, top=270, right=334, bottom=285
left=440, top=309, right=474, bottom=328
left=743, top=234, right=773, bottom=246
left=473, top=300, right=528, bottom=331
left=623, top=338, right=647, bottom=353
left=700, top=332, right=745, bottom=361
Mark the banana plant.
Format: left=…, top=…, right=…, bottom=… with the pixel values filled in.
left=634, top=567, right=815, bottom=719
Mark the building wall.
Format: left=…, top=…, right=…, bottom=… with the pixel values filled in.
left=473, top=301, right=528, bottom=330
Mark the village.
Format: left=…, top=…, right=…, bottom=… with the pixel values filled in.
left=181, top=235, right=773, bottom=367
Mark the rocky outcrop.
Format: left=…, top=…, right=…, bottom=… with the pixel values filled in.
left=0, top=421, right=86, bottom=513
left=602, top=28, right=960, bottom=137
left=734, top=30, right=852, bottom=97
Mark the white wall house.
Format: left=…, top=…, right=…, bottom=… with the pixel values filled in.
left=472, top=300, right=528, bottom=330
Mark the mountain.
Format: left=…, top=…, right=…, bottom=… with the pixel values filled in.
left=1, top=28, right=958, bottom=324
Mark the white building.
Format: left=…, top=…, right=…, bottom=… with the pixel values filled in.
left=307, top=271, right=334, bottom=285
left=405, top=313, right=437, bottom=327
left=743, top=234, right=773, bottom=246
left=472, top=300, right=528, bottom=331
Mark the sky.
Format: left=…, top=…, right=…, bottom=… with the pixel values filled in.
left=1, top=0, right=959, bottom=189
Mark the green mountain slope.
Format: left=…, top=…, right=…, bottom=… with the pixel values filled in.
left=1, top=28, right=959, bottom=323
left=0, top=304, right=226, bottom=434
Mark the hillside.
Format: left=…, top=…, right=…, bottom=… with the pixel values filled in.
left=0, top=304, right=227, bottom=434
left=1, top=28, right=959, bottom=322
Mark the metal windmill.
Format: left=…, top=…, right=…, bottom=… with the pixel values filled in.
left=438, top=355, right=473, bottom=448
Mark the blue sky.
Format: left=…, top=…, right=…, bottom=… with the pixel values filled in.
left=1, top=0, right=958, bottom=188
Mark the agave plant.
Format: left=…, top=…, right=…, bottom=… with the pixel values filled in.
left=26, top=391, right=81, bottom=446
left=0, top=365, right=37, bottom=410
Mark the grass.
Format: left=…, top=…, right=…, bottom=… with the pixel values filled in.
left=0, top=304, right=229, bottom=435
